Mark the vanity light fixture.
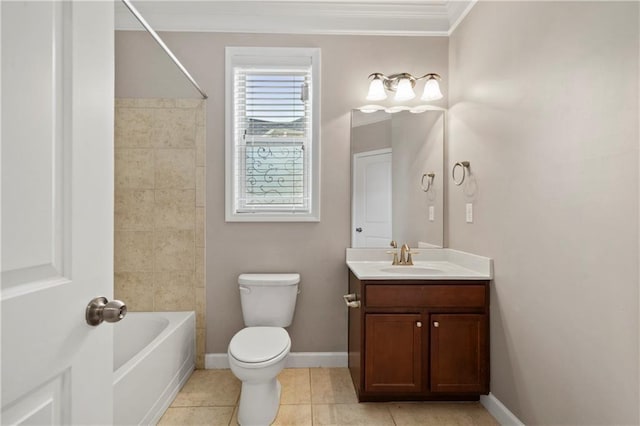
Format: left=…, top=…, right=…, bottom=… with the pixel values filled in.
left=366, top=72, right=443, bottom=102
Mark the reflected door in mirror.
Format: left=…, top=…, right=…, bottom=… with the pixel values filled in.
left=353, top=149, right=392, bottom=247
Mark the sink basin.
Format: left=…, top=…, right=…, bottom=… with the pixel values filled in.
left=380, top=267, right=442, bottom=275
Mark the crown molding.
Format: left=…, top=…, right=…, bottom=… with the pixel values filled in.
left=115, top=1, right=475, bottom=36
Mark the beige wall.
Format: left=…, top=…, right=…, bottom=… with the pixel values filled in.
left=115, top=31, right=448, bottom=353
left=448, top=2, right=639, bottom=424
left=113, top=98, right=207, bottom=368
left=351, top=119, right=391, bottom=154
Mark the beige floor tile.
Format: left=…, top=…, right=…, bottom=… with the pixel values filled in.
left=229, top=404, right=312, bottom=426
left=388, top=402, right=500, bottom=426
left=279, top=368, right=311, bottom=405
left=310, top=368, right=358, bottom=404
left=273, top=405, right=313, bottom=426
left=158, top=406, right=233, bottom=425
left=171, top=370, right=240, bottom=407
left=312, top=403, right=395, bottom=426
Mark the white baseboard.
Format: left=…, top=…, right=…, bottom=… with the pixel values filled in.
left=480, top=393, right=524, bottom=426
left=205, top=351, right=348, bottom=370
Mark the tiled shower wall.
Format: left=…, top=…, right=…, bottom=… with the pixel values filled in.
left=114, top=98, right=206, bottom=368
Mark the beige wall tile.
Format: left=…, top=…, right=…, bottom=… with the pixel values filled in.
left=151, top=108, right=196, bottom=148
left=154, top=270, right=195, bottom=311
left=115, top=108, right=153, bottom=148
left=154, top=230, right=195, bottom=271
left=115, top=189, right=154, bottom=230
left=170, top=369, right=240, bottom=406
left=115, top=98, right=137, bottom=108
left=114, top=231, right=154, bottom=272
left=195, top=207, right=205, bottom=247
left=154, top=189, right=195, bottom=229
left=114, top=272, right=154, bottom=311
left=279, top=368, right=311, bottom=405
left=310, top=368, right=358, bottom=404
left=195, top=166, right=205, bottom=206
left=116, top=101, right=206, bottom=368
left=137, top=98, right=176, bottom=109
left=155, top=149, right=195, bottom=189
left=195, top=104, right=205, bottom=126
left=195, top=247, right=205, bottom=287
left=196, top=328, right=205, bottom=367
left=196, top=353, right=205, bottom=370
left=159, top=406, right=233, bottom=426
left=195, top=126, right=206, bottom=167
left=176, top=99, right=203, bottom=109
left=195, top=287, right=205, bottom=329
left=115, top=149, right=154, bottom=189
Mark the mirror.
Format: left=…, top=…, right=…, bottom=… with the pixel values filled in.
left=351, top=109, right=444, bottom=248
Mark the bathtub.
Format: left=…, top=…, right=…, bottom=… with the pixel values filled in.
left=113, top=312, right=195, bottom=425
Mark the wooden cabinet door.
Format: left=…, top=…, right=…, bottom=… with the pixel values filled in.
left=365, top=314, right=423, bottom=393
left=430, top=314, right=488, bottom=394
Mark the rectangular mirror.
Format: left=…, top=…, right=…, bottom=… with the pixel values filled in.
left=351, top=109, right=444, bottom=248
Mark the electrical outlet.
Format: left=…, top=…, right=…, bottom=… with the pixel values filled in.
left=428, top=206, right=435, bottom=221
left=466, top=203, right=473, bottom=223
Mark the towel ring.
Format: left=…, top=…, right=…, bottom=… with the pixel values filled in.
left=421, top=173, right=435, bottom=192
left=452, top=161, right=470, bottom=186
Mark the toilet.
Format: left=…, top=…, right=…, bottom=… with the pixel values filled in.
left=227, top=273, right=300, bottom=426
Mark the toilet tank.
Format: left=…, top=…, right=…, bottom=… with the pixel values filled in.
left=238, top=273, right=300, bottom=327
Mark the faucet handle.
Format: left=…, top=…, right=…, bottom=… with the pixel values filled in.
left=390, top=240, right=398, bottom=249
left=386, top=250, right=400, bottom=265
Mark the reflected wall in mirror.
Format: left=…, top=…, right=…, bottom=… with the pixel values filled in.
left=351, top=109, right=444, bottom=248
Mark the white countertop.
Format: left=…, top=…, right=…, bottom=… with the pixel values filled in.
left=346, top=248, right=493, bottom=280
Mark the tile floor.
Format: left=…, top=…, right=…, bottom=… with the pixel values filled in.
left=158, top=368, right=500, bottom=426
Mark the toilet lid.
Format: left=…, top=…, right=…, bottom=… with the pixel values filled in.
left=229, top=327, right=290, bottom=363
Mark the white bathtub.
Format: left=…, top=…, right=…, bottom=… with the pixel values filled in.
left=113, top=312, right=195, bottom=425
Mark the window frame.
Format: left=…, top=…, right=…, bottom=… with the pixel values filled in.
left=225, top=46, right=321, bottom=222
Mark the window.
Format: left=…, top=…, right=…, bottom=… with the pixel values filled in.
left=225, top=47, right=320, bottom=222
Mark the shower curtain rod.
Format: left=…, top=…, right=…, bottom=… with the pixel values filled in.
left=121, top=0, right=209, bottom=100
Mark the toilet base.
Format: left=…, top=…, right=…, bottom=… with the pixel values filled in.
left=237, top=378, right=282, bottom=426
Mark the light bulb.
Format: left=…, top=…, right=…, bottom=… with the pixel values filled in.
left=421, top=76, right=443, bottom=101
left=394, top=78, right=416, bottom=102
left=366, top=77, right=387, bottom=101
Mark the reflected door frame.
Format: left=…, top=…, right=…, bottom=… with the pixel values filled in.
left=352, top=148, right=393, bottom=248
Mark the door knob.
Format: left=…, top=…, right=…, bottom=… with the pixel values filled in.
left=86, top=297, right=127, bottom=326
left=433, top=321, right=439, bottom=328
left=416, top=321, right=422, bottom=328
left=355, top=227, right=363, bottom=233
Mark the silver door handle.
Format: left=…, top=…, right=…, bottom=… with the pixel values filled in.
left=343, top=294, right=360, bottom=308
left=86, top=297, right=127, bottom=326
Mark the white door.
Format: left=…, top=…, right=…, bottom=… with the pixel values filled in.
left=1, top=2, right=115, bottom=424
left=352, top=149, right=392, bottom=248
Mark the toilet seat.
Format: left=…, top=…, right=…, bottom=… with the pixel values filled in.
left=229, top=327, right=290, bottom=368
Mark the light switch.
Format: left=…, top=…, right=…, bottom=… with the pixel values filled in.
left=428, top=206, right=435, bottom=222
left=466, top=203, right=473, bottom=223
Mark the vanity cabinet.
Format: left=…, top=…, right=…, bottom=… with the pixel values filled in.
left=348, top=271, right=490, bottom=402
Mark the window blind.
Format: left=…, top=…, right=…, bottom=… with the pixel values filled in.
left=233, top=67, right=312, bottom=212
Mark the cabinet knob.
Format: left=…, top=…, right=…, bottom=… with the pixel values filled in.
left=433, top=321, right=439, bottom=328
left=416, top=321, right=422, bottom=328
